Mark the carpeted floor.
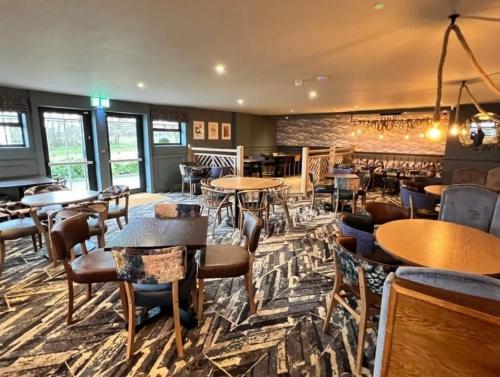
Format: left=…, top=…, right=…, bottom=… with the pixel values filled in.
left=0, top=190, right=398, bottom=377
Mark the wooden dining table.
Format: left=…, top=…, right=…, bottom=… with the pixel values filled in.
left=424, top=184, right=448, bottom=197
left=21, top=190, right=100, bottom=207
left=0, top=175, right=56, bottom=199
left=211, top=176, right=282, bottom=226
left=376, top=219, right=500, bottom=277
left=108, top=216, right=208, bottom=328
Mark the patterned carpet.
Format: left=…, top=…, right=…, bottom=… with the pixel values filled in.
left=0, top=190, right=397, bottom=377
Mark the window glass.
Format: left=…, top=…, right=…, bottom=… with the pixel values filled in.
left=0, top=111, right=26, bottom=147
left=153, top=120, right=183, bottom=145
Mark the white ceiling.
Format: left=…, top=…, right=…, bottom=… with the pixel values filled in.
left=0, top=0, right=499, bottom=115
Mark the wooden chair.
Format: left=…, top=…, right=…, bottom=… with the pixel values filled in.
left=197, top=212, right=263, bottom=320
left=154, top=203, right=201, bottom=219
left=267, top=183, right=291, bottom=225
left=309, top=172, right=334, bottom=210
left=323, top=236, right=398, bottom=376
left=237, top=190, right=269, bottom=235
left=0, top=203, right=48, bottom=275
left=111, top=245, right=187, bottom=359
left=50, top=214, right=118, bottom=324
left=373, top=267, right=500, bottom=377
left=452, top=167, right=488, bottom=185
left=100, top=185, right=130, bottom=229
left=200, top=185, right=234, bottom=235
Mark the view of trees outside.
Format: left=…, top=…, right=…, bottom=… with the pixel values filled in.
left=107, top=116, right=141, bottom=189
left=43, top=112, right=90, bottom=190
left=152, top=120, right=181, bottom=144
left=0, top=111, right=24, bottom=146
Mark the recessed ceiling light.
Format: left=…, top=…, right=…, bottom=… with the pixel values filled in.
left=294, top=79, right=304, bottom=87
left=374, top=2, right=385, bottom=10
left=309, top=90, right=318, bottom=99
left=215, top=64, right=226, bottom=75
left=237, top=99, right=244, bottom=105
left=290, top=109, right=294, bottom=113
left=316, top=75, right=329, bottom=81
left=354, top=105, right=359, bottom=109
left=137, top=81, right=145, bottom=88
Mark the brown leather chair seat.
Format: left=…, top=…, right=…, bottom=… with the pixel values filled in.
left=198, top=245, right=249, bottom=279
left=87, top=218, right=108, bottom=235
left=108, top=203, right=126, bottom=218
left=0, top=218, right=38, bottom=240
left=365, top=202, right=410, bottom=225
left=70, top=249, right=117, bottom=284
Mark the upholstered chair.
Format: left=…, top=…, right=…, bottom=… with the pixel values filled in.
left=452, top=167, right=488, bottom=185
left=439, top=184, right=498, bottom=233
left=373, top=267, right=500, bottom=377
left=0, top=204, right=48, bottom=275
left=100, top=185, right=130, bottom=229
left=365, top=202, right=410, bottom=225
left=490, top=196, right=500, bottom=237
left=323, top=236, right=399, bottom=376
left=485, top=166, right=500, bottom=191
left=339, top=213, right=374, bottom=256
left=309, top=172, right=335, bottom=210
left=112, top=246, right=186, bottom=359
left=50, top=214, right=118, bottom=324
left=399, top=186, right=438, bottom=219
left=197, top=212, right=263, bottom=320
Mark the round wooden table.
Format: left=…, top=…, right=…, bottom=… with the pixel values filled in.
left=211, top=177, right=282, bottom=226
left=424, top=184, right=448, bottom=197
left=21, top=190, right=99, bottom=207
left=376, top=219, right=500, bottom=276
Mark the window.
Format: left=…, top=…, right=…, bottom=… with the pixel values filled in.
left=152, top=120, right=184, bottom=145
left=0, top=111, right=27, bottom=147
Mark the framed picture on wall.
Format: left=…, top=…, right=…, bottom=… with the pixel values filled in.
left=221, top=123, right=231, bottom=140
left=208, top=122, right=219, bottom=140
left=193, top=121, right=205, bottom=140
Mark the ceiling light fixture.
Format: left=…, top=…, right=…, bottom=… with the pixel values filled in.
left=374, top=3, right=385, bottom=10
left=237, top=99, right=244, bottom=105
left=294, top=79, right=303, bottom=87
left=137, top=81, right=145, bottom=88
left=309, top=90, right=318, bottom=99
left=290, top=109, right=294, bottom=113
left=215, top=64, right=226, bottom=75
left=316, top=75, right=329, bottom=81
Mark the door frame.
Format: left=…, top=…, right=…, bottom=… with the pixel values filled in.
left=105, top=112, right=146, bottom=193
left=38, top=107, right=98, bottom=190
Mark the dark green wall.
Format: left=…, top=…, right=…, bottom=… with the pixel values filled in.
left=234, top=113, right=276, bottom=156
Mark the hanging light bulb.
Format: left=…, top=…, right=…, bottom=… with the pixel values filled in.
left=460, top=128, right=467, bottom=136
left=404, top=134, right=410, bottom=140
left=449, top=124, right=459, bottom=136
left=419, top=133, right=425, bottom=138
left=350, top=131, right=356, bottom=137
left=427, top=127, right=442, bottom=140
left=357, top=129, right=362, bottom=135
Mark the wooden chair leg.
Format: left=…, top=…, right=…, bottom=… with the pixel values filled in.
left=245, top=272, right=256, bottom=314
left=197, top=279, right=205, bottom=320
left=125, top=283, right=136, bottom=360
left=0, top=240, right=5, bottom=276
left=119, top=282, right=129, bottom=321
left=97, top=234, right=105, bottom=248
left=324, top=266, right=343, bottom=332
left=38, top=233, right=43, bottom=248
left=67, top=279, right=75, bottom=325
left=172, top=280, right=184, bottom=358
left=355, top=306, right=368, bottom=375
left=31, top=234, right=38, bottom=253
left=191, top=285, right=198, bottom=315
left=181, top=181, right=185, bottom=196
left=124, top=214, right=129, bottom=225
left=87, top=283, right=92, bottom=301
left=116, top=217, right=123, bottom=230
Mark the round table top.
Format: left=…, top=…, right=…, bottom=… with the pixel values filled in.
left=376, top=219, right=500, bottom=276
left=424, top=184, right=448, bottom=196
left=21, top=190, right=100, bottom=207
left=211, top=177, right=282, bottom=191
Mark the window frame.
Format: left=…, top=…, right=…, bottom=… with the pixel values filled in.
left=152, top=120, right=185, bottom=146
left=0, top=111, right=28, bottom=148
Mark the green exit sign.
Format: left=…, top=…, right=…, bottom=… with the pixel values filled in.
left=90, top=97, right=110, bottom=108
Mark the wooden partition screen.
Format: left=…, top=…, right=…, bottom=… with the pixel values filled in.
left=188, top=145, right=244, bottom=176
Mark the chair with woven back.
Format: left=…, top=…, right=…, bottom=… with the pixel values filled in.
left=200, top=184, right=234, bottom=235
left=99, top=184, right=130, bottom=229
left=267, top=183, right=292, bottom=225
left=50, top=214, right=118, bottom=325
left=197, top=212, right=263, bottom=320
left=24, top=183, right=69, bottom=221
left=111, top=245, right=187, bottom=359
left=237, top=189, right=269, bottom=235
left=0, top=203, right=48, bottom=275
left=323, top=236, right=399, bottom=376
left=373, top=267, right=500, bottom=377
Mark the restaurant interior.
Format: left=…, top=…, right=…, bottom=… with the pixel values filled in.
left=0, top=1, right=499, bottom=376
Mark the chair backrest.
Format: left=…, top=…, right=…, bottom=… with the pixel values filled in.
left=331, top=167, right=353, bottom=174
left=201, top=185, right=229, bottom=208
left=339, top=214, right=374, bottom=256
left=241, top=212, right=264, bottom=253
left=490, top=196, right=500, bottom=237
left=485, top=166, right=500, bottom=191
left=179, top=163, right=186, bottom=177
left=400, top=179, right=425, bottom=193
left=334, top=238, right=398, bottom=295
left=365, top=202, right=410, bottom=225
left=101, top=184, right=130, bottom=197
left=399, top=186, right=436, bottom=213
left=49, top=201, right=109, bottom=237
left=154, top=203, right=201, bottom=218
left=439, top=184, right=498, bottom=232
left=24, top=183, right=68, bottom=196
left=112, top=246, right=186, bottom=284
left=452, top=167, right=488, bottom=185
left=334, top=176, right=360, bottom=191
left=51, top=214, right=90, bottom=260
left=237, top=190, right=268, bottom=212
left=270, top=184, right=291, bottom=203
left=209, top=166, right=224, bottom=179
left=308, top=172, right=316, bottom=185
left=373, top=267, right=500, bottom=377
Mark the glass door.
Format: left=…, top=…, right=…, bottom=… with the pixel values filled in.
left=106, top=114, right=145, bottom=192
left=41, top=109, right=97, bottom=190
